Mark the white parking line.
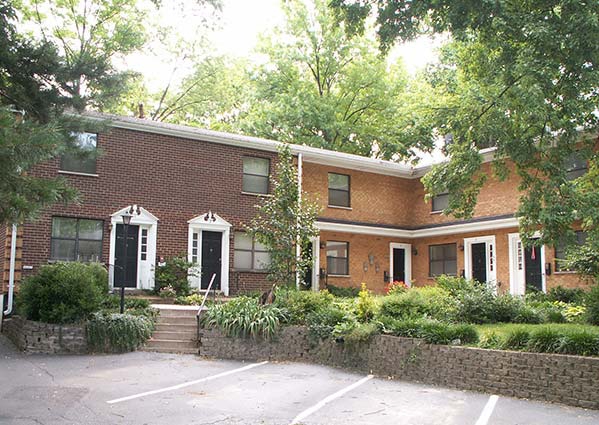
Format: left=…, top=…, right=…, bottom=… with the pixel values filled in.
left=106, top=361, right=268, bottom=404
left=290, top=374, right=374, bottom=425
left=475, top=395, right=499, bottom=425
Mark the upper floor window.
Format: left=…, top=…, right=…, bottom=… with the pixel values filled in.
left=60, top=132, right=97, bottom=174
left=555, top=230, right=587, bottom=272
left=233, top=232, right=271, bottom=270
left=564, top=152, right=588, bottom=181
left=243, top=157, right=270, bottom=194
left=51, top=217, right=103, bottom=262
left=429, top=243, right=457, bottom=277
left=328, top=173, right=350, bottom=207
left=326, top=241, right=349, bottom=275
left=432, top=191, right=449, bottom=213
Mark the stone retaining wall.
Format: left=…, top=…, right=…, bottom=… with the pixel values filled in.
left=200, top=326, right=599, bottom=410
left=2, top=316, right=88, bottom=354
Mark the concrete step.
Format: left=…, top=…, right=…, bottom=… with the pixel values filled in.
left=141, top=346, right=199, bottom=354
left=155, top=308, right=199, bottom=317
left=154, top=323, right=196, bottom=333
left=152, top=330, right=196, bottom=340
left=145, top=338, right=198, bottom=350
left=156, top=316, right=197, bottom=325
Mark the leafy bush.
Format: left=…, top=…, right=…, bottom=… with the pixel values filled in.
left=530, top=301, right=566, bottom=323
left=455, top=285, right=496, bottom=323
left=585, top=284, right=599, bottom=325
left=17, top=262, right=108, bottom=324
left=436, top=275, right=474, bottom=295
left=306, top=303, right=349, bottom=339
left=275, top=289, right=334, bottom=324
left=201, top=297, right=284, bottom=339
left=87, top=312, right=155, bottom=353
left=526, top=327, right=563, bottom=353
left=377, top=316, right=478, bottom=345
left=490, top=294, right=526, bottom=323
left=175, top=293, right=205, bottom=306
left=101, top=295, right=156, bottom=319
left=479, top=331, right=502, bottom=349
left=514, top=305, right=543, bottom=324
left=380, top=287, right=457, bottom=322
left=326, top=284, right=360, bottom=298
left=547, top=286, right=586, bottom=304
left=384, top=280, right=408, bottom=295
left=338, top=322, right=379, bottom=345
left=154, top=255, right=196, bottom=296
left=502, top=328, right=531, bottom=350
left=557, top=331, right=599, bottom=356
left=357, top=283, right=376, bottom=322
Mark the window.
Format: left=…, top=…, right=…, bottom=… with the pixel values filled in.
left=432, top=191, right=449, bottom=212
left=140, top=229, right=148, bottom=261
left=60, top=132, right=97, bottom=174
left=234, top=232, right=270, bottom=270
left=429, top=243, right=457, bottom=276
left=51, top=217, right=103, bottom=262
left=555, top=231, right=587, bottom=271
left=328, top=173, right=350, bottom=207
left=243, top=157, right=270, bottom=194
left=326, top=241, right=349, bottom=275
left=564, top=152, right=588, bottom=181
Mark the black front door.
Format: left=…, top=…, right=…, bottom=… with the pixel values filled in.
left=201, top=231, right=222, bottom=290
left=115, top=224, right=139, bottom=288
left=525, top=244, right=543, bottom=292
left=471, top=242, right=487, bottom=284
left=393, top=248, right=406, bottom=283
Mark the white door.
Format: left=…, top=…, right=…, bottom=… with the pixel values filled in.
left=464, top=236, right=497, bottom=289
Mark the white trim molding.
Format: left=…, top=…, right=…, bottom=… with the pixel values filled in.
left=187, top=212, right=232, bottom=296
left=508, top=232, right=546, bottom=295
left=316, top=216, right=519, bottom=239
left=463, top=235, right=497, bottom=290
left=109, top=206, right=158, bottom=290
left=389, top=243, right=412, bottom=286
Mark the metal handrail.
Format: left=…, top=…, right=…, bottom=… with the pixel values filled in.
left=196, top=273, right=217, bottom=344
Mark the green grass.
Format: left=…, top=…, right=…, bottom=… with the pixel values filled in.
left=475, top=323, right=599, bottom=339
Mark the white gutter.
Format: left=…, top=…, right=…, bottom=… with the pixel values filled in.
left=3, top=224, right=17, bottom=316
left=295, top=153, right=303, bottom=290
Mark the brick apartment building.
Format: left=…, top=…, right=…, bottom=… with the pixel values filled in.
left=0, top=113, right=593, bottom=296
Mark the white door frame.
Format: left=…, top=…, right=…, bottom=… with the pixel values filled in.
left=463, top=235, right=497, bottom=289
left=508, top=232, right=546, bottom=295
left=109, top=206, right=159, bottom=290
left=389, top=243, right=412, bottom=287
left=311, top=235, right=320, bottom=291
left=187, top=212, right=231, bottom=296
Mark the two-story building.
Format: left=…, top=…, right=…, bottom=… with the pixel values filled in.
left=1, top=113, right=593, bottom=298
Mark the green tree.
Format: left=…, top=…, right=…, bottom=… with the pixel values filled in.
left=333, top=0, right=599, bottom=258
left=234, top=0, right=433, bottom=159
left=246, top=144, right=320, bottom=288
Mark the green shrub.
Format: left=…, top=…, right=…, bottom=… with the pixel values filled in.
left=175, top=293, right=205, bottom=306
left=455, top=285, right=496, bottom=323
left=306, top=303, right=349, bottom=339
left=326, top=284, right=360, bottom=298
left=17, top=262, right=108, bottom=324
left=357, top=283, right=376, bottom=322
left=502, top=328, right=531, bottom=351
left=557, top=331, right=599, bottom=356
left=548, top=286, right=586, bottom=304
left=376, top=316, right=477, bottom=345
left=339, top=322, right=379, bottom=345
left=154, top=255, right=196, bottom=296
left=479, top=331, right=502, bottom=349
left=526, top=327, right=563, bottom=353
left=514, top=305, right=543, bottom=324
left=201, top=297, right=284, bottom=339
left=380, top=287, right=457, bottom=321
left=87, top=312, right=155, bottom=352
left=101, top=295, right=156, bottom=319
left=491, top=294, right=526, bottom=323
left=275, top=289, right=334, bottom=324
left=436, top=275, right=474, bottom=295
left=585, top=284, right=599, bottom=325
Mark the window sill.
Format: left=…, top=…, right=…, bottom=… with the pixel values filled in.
left=328, top=274, right=350, bottom=278
left=328, top=205, right=352, bottom=210
left=430, top=211, right=443, bottom=215
left=553, top=270, right=579, bottom=275
left=232, top=269, right=269, bottom=274
left=58, top=170, right=99, bottom=178
left=241, top=191, right=273, bottom=197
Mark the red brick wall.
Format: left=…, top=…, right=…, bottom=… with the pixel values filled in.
left=20, top=126, right=275, bottom=293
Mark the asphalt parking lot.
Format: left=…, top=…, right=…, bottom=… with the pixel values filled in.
left=1, top=335, right=598, bottom=425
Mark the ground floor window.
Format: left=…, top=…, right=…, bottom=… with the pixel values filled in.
left=233, top=232, right=270, bottom=270
left=429, top=243, right=457, bottom=276
left=555, top=230, right=587, bottom=271
left=326, top=241, right=349, bottom=275
left=51, top=217, right=103, bottom=262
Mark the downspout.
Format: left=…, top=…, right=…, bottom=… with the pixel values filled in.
left=295, top=153, right=303, bottom=290
left=3, top=224, right=17, bottom=316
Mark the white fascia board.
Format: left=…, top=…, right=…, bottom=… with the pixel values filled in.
left=316, top=216, right=519, bottom=239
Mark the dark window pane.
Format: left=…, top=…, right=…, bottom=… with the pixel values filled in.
left=77, top=240, right=102, bottom=262
left=327, top=257, right=348, bottom=275
left=234, top=250, right=252, bottom=269
left=429, top=243, right=457, bottom=276
left=51, top=239, right=76, bottom=261
left=243, top=157, right=269, bottom=176
left=51, top=217, right=77, bottom=238
left=328, top=173, right=349, bottom=190
left=60, top=132, right=97, bottom=174
left=432, top=193, right=449, bottom=212
left=78, top=219, right=103, bottom=240
left=243, top=175, right=269, bottom=194
left=564, top=152, right=587, bottom=181
left=328, top=189, right=350, bottom=207
left=254, top=252, right=271, bottom=270
left=326, top=241, right=349, bottom=275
